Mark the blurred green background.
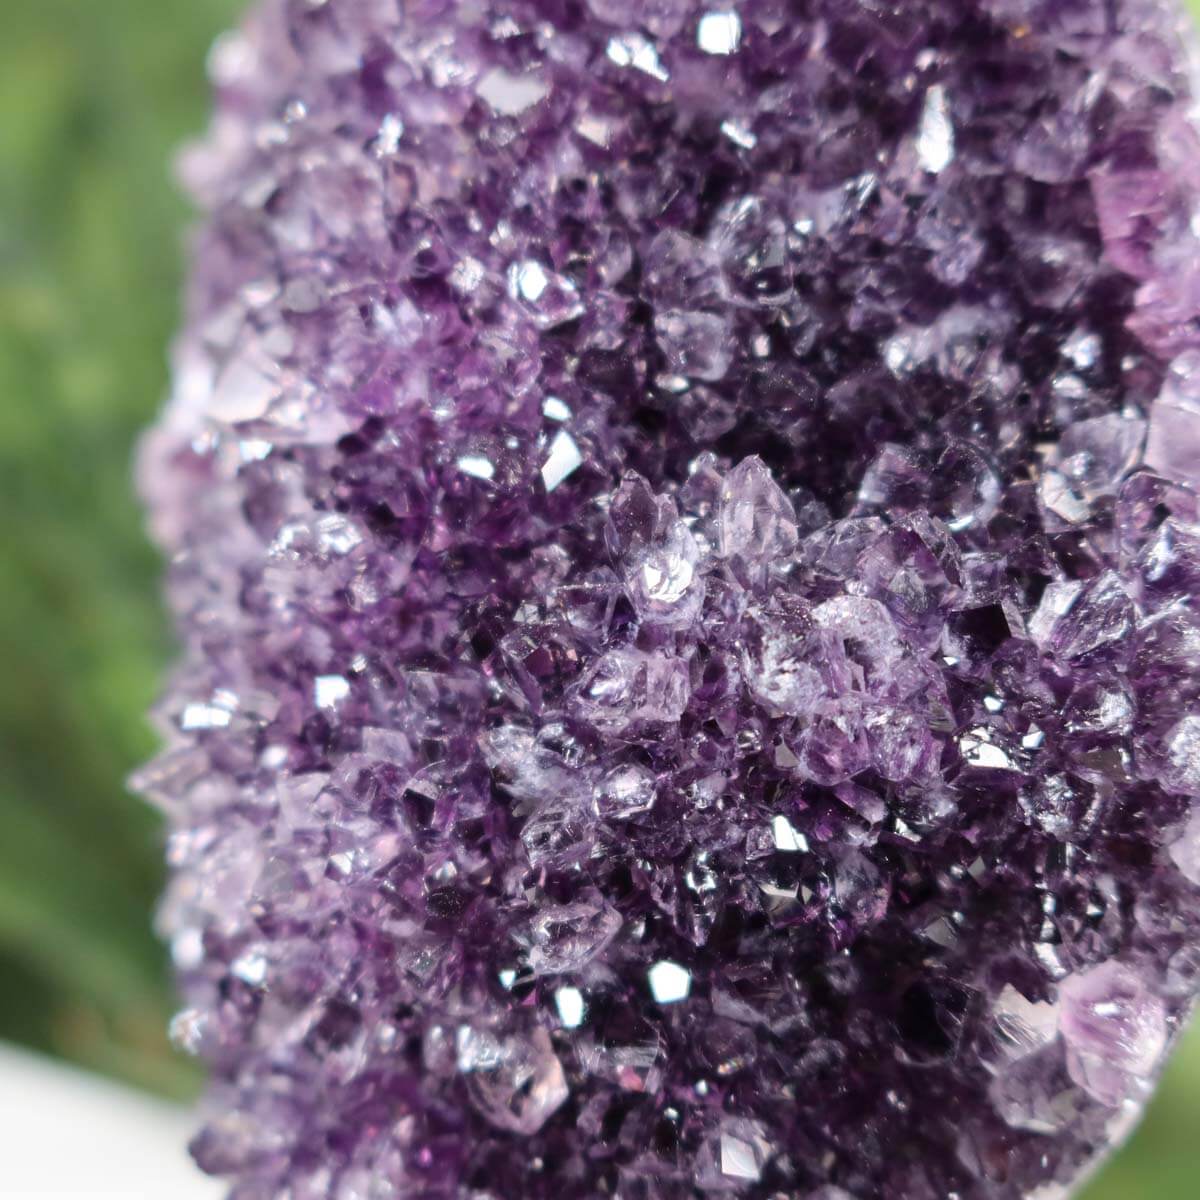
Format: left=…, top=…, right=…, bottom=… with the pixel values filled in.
left=0, top=0, right=1197, bottom=1194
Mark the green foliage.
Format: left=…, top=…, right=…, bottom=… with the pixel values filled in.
left=0, top=0, right=240, bottom=1096
left=0, top=0, right=1196, bottom=1193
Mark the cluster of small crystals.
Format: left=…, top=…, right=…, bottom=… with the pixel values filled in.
left=134, top=0, right=1200, bottom=1196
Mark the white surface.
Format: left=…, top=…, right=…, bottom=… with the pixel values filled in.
left=0, top=1043, right=222, bottom=1198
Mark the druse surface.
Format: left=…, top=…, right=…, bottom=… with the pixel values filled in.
left=137, top=2, right=1200, bottom=1196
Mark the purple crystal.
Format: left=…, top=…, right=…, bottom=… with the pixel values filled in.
left=136, top=1, right=1200, bottom=1196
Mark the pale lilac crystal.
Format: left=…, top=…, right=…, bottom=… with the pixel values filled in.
left=1060, top=963, right=1168, bottom=1106
left=137, top=1, right=1200, bottom=1197
left=1146, top=350, right=1200, bottom=486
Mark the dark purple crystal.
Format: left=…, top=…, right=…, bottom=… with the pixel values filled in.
left=135, top=2, right=1200, bottom=1196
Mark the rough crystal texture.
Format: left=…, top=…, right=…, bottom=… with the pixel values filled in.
left=136, top=1, right=1200, bottom=1197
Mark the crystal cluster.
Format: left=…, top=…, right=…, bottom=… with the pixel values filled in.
left=136, top=2, right=1200, bottom=1196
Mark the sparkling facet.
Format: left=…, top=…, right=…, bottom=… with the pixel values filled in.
left=648, top=960, right=692, bottom=1005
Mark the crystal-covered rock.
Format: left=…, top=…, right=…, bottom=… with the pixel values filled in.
left=139, top=1, right=1200, bottom=1197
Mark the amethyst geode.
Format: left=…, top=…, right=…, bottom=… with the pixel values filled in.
left=136, top=1, right=1200, bottom=1196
